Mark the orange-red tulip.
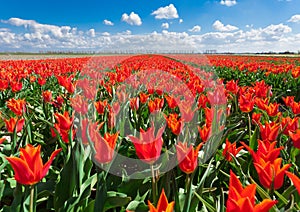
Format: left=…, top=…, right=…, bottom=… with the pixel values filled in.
left=6, top=98, right=26, bottom=116
left=6, top=144, right=62, bottom=185
left=222, top=139, right=243, bottom=162
left=4, top=117, right=25, bottom=133
left=259, top=122, right=280, bottom=142
left=226, top=170, right=277, bottom=212
left=238, top=93, right=254, bottom=113
left=165, top=113, right=183, bottom=135
left=288, top=129, right=300, bottom=149
left=286, top=171, right=300, bottom=195
left=176, top=141, right=203, bottom=174
left=148, top=189, right=174, bottom=212
left=128, top=123, right=164, bottom=164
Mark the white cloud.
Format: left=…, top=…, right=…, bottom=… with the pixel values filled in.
left=102, top=32, right=110, bottom=36
left=161, top=22, right=169, bottom=29
left=87, top=29, right=95, bottom=37
left=189, top=25, right=201, bottom=32
left=288, top=14, right=300, bottom=23
left=179, top=19, right=183, bottom=24
left=213, top=20, right=238, bottom=32
left=121, top=12, right=142, bottom=26
left=151, top=4, right=179, bottom=19
left=103, top=19, right=114, bottom=26
left=220, top=0, right=237, bottom=7
left=1, top=18, right=299, bottom=53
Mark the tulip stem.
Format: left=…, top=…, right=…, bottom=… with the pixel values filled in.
left=248, top=113, right=252, bottom=141
left=29, top=185, right=35, bottom=212
left=151, top=164, right=158, bottom=204
left=183, top=174, right=193, bottom=212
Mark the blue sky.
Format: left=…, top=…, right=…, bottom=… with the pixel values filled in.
left=0, top=0, right=300, bottom=52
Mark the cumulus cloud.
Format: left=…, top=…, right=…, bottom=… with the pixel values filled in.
left=179, top=19, right=183, bottom=24
left=121, top=12, right=142, bottom=26
left=1, top=17, right=299, bottom=53
left=151, top=4, right=179, bottom=19
left=2, top=17, right=76, bottom=38
left=189, top=25, right=201, bottom=32
left=288, top=14, right=300, bottom=23
left=220, top=0, right=237, bottom=7
left=87, top=29, right=95, bottom=37
left=213, top=20, right=238, bottom=32
left=161, top=22, right=169, bottom=29
left=103, top=19, right=114, bottom=26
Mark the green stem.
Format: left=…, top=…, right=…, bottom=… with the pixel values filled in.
left=29, top=185, right=35, bottom=212
left=248, top=113, right=252, bottom=140
left=183, top=174, right=193, bottom=212
left=151, top=164, right=158, bottom=204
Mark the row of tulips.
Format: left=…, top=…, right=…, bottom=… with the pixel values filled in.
left=0, top=54, right=299, bottom=211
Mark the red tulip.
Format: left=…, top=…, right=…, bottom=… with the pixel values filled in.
left=53, top=111, right=75, bottom=143
left=6, top=144, right=62, bottom=185
left=148, top=189, right=174, bottom=212
left=254, top=158, right=291, bottom=190
left=281, top=116, right=299, bottom=135
left=198, top=125, right=211, bottom=143
left=70, top=95, right=88, bottom=115
left=176, top=142, right=203, bottom=174
left=238, top=93, right=254, bottom=113
left=5, top=117, right=25, bottom=133
left=42, top=90, right=52, bottom=103
left=259, top=122, right=280, bottom=142
left=128, top=123, right=164, bottom=164
left=165, top=113, right=183, bottom=135
left=288, top=129, right=300, bottom=149
left=6, top=98, right=26, bottom=116
left=222, top=139, right=243, bottom=162
left=91, top=130, right=119, bottom=164
left=286, top=171, right=300, bottom=195
left=226, top=170, right=277, bottom=212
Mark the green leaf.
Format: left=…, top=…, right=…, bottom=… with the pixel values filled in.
left=193, top=192, right=216, bottom=212
left=103, top=191, right=131, bottom=211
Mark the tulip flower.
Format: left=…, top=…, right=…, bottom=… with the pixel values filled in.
left=291, top=101, right=300, bottom=115
left=94, top=100, right=108, bottom=115
left=164, top=113, right=183, bottom=135
left=92, top=131, right=119, bottom=164
left=286, top=171, right=300, bottom=195
left=282, top=96, right=294, bottom=107
left=148, top=98, right=164, bottom=113
left=259, top=122, right=280, bottom=142
left=70, top=95, right=88, bottom=115
left=198, top=125, right=211, bottom=143
left=241, top=140, right=283, bottom=164
left=227, top=170, right=277, bottom=212
left=176, top=142, right=203, bottom=174
left=148, top=189, right=174, bottom=212
left=130, top=97, right=139, bottom=111
left=6, top=98, right=26, bottom=116
left=252, top=112, right=262, bottom=125
left=53, top=111, right=75, bottom=143
left=139, top=92, right=150, bottom=104
left=6, top=144, right=62, bottom=185
left=128, top=123, right=165, bottom=164
left=222, top=139, right=243, bottom=162
left=42, top=90, right=52, bottom=103
left=5, top=117, right=25, bottom=133
left=254, top=158, right=291, bottom=190
left=238, top=92, right=254, bottom=113
left=226, top=79, right=239, bottom=94
left=281, top=116, right=299, bottom=135
left=288, top=129, right=300, bottom=149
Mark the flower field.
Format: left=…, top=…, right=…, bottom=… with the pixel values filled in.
left=0, top=54, right=300, bottom=212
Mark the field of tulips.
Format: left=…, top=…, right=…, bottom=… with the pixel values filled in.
left=0, top=54, right=299, bottom=212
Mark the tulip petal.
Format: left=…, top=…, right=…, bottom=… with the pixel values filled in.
left=6, top=157, right=34, bottom=185
left=41, top=148, right=62, bottom=178
left=286, top=171, right=300, bottom=195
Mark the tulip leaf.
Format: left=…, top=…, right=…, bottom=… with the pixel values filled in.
left=103, top=191, right=131, bottom=211
left=193, top=191, right=216, bottom=212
